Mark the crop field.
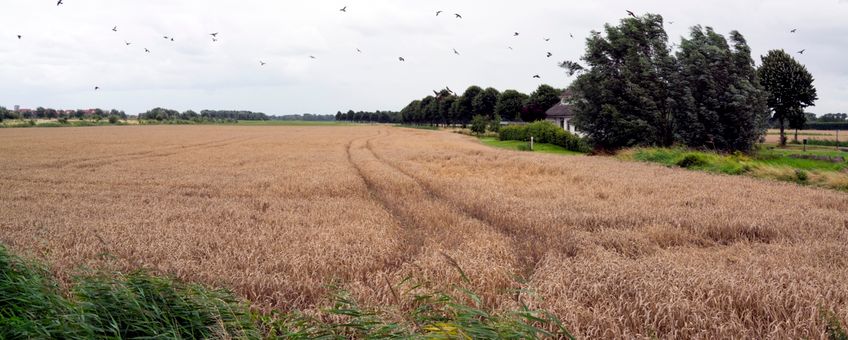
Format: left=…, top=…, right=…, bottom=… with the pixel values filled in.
left=1, top=125, right=848, bottom=338
left=765, top=129, right=843, bottom=143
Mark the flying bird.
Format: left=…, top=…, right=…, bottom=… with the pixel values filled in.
left=260, top=61, right=266, bottom=66
left=547, top=52, right=553, bottom=58
left=514, top=32, right=520, bottom=36
left=436, top=10, right=443, bottom=16
left=446, top=86, right=453, bottom=94
left=668, top=21, right=674, bottom=25
left=398, top=57, right=405, bottom=62
left=163, top=35, right=169, bottom=40
left=112, top=26, right=118, bottom=32
left=210, top=32, right=218, bottom=37
left=124, top=41, right=131, bottom=46
left=144, top=48, right=150, bottom=53
left=340, top=6, right=347, bottom=12
left=309, top=55, right=317, bottom=59
left=507, top=46, right=513, bottom=50
left=626, top=10, right=636, bottom=17
left=94, top=86, right=99, bottom=90
left=356, top=48, right=362, bottom=53
left=533, top=75, right=541, bottom=79
left=170, top=37, right=174, bottom=42
left=454, top=13, right=462, bottom=19
left=56, top=0, right=63, bottom=6
left=433, top=90, right=440, bottom=96
left=453, top=48, right=460, bottom=55
left=544, top=38, right=550, bottom=42
left=212, top=38, right=218, bottom=42
left=570, top=33, right=574, bottom=38
left=791, top=29, right=797, bottom=33
left=17, top=35, right=22, bottom=39
left=798, top=49, right=806, bottom=54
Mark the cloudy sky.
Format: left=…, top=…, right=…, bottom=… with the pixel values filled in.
left=1, top=0, right=846, bottom=115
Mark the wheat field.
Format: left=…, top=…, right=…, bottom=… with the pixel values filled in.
left=1, top=125, right=847, bottom=338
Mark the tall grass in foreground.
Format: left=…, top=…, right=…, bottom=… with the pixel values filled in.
left=1, top=245, right=571, bottom=339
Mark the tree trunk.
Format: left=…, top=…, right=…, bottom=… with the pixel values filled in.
left=779, top=116, right=787, bottom=147
left=794, top=129, right=799, bottom=143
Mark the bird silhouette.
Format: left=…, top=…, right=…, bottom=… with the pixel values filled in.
left=399, top=57, right=405, bottom=62
left=513, top=32, right=520, bottom=37
left=453, top=48, right=460, bottom=55
left=446, top=86, right=453, bottom=94
left=112, top=26, right=118, bottom=32
left=546, top=52, right=553, bottom=58
left=309, top=55, right=317, bottom=59
left=798, top=49, right=806, bottom=54
left=163, top=36, right=169, bottom=40
left=626, top=10, right=636, bottom=17
left=454, top=13, right=462, bottom=19
left=433, top=90, right=440, bottom=96
left=260, top=61, right=266, bottom=66
left=210, top=32, right=218, bottom=37
left=570, top=33, right=574, bottom=38
left=17, top=35, right=22, bottom=39
left=144, top=48, right=150, bottom=53
left=56, top=0, right=63, bottom=6
left=94, top=86, right=100, bottom=90
left=124, top=41, right=131, bottom=46
left=170, top=37, right=174, bottom=42
left=212, top=38, right=218, bottom=42
left=791, top=29, right=797, bottom=33
left=533, top=75, right=541, bottom=79
left=508, top=46, right=513, bottom=50
left=340, top=6, right=347, bottom=12
left=356, top=48, right=362, bottom=53
left=668, top=21, right=674, bottom=25
left=436, top=10, right=443, bottom=16
left=544, top=38, right=550, bottom=42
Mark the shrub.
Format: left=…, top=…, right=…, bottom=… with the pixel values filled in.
left=498, top=120, right=588, bottom=153
left=676, top=154, right=709, bottom=168
left=470, top=115, right=488, bottom=135
left=488, top=114, right=502, bottom=133
left=795, top=169, right=809, bottom=183
left=499, top=125, right=529, bottom=141
left=57, top=117, right=68, bottom=124
left=108, top=115, right=119, bottom=124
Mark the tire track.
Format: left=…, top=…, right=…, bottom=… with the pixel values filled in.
left=70, top=136, right=259, bottom=169
left=362, top=130, right=553, bottom=279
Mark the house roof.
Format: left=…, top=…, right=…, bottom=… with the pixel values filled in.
left=545, top=90, right=575, bottom=118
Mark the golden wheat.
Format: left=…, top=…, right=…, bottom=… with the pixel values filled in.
left=1, top=125, right=846, bottom=338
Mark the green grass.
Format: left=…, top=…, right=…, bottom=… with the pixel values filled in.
left=1, top=245, right=572, bottom=339
left=394, top=124, right=440, bottom=130
left=236, top=120, right=350, bottom=126
left=480, top=137, right=585, bottom=155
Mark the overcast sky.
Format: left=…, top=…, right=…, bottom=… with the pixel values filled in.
left=1, top=0, right=846, bottom=115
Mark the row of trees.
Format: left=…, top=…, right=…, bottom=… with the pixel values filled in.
left=397, top=85, right=563, bottom=126
left=0, top=107, right=127, bottom=121
left=273, top=114, right=336, bottom=121
left=138, top=108, right=269, bottom=121
left=335, top=110, right=402, bottom=123
left=568, top=14, right=817, bottom=152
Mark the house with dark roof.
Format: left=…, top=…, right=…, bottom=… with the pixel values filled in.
left=545, top=90, right=580, bottom=135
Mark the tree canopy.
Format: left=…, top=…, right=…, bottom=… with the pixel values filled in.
left=758, top=49, right=818, bottom=146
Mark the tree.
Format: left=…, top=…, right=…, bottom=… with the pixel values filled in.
left=758, top=49, right=817, bottom=146
left=569, top=14, right=679, bottom=150
left=453, top=86, right=482, bottom=126
left=472, top=88, right=500, bottom=119
left=495, top=90, right=528, bottom=121
left=675, top=27, right=769, bottom=152
left=401, top=100, right=422, bottom=124
left=488, top=114, right=502, bottom=133
left=439, top=95, right=458, bottom=126
left=470, top=115, right=488, bottom=135
left=522, top=85, right=561, bottom=122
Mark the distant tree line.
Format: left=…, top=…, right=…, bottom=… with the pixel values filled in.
left=566, top=14, right=817, bottom=152
left=272, top=114, right=335, bottom=121
left=335, top=110, right=402, bottom=123
left=395, top=85, right=563, bottom=127
left=138, top=108, right=269, bottom=121
left=0, top=107, right=127, bottom=122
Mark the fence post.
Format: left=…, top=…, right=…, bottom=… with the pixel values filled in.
left=837, top=130, right=840, bottom=150
left=530, top=136, right=534, bottom=151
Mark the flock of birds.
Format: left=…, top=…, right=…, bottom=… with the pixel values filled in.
left=15, top=3, right=809, bottom=92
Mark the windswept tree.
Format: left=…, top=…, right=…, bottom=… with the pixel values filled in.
left=472, top=87, right=500, bottom=119
left=400, top=100, right=422, bottom=124
left=758, top=49, right=817, bottom=146
left=675, top=27, right=769, bottom=152
left=521, top=84, right=560, bottom=122
left=495, top=90, right=528, bottom=121
left=569, top=14, right=678, bottom=150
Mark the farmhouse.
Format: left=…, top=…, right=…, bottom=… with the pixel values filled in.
left=545, top=90, right=580, bottom=135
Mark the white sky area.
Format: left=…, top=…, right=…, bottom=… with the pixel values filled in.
left=1, top=0, right=846, bottom=115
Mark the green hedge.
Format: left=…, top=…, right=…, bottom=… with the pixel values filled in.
left=499, top=121, right=589, bottom=153
left=806, top=139, right=848, bottom=147
left=805, top=122, right=848, bottom=131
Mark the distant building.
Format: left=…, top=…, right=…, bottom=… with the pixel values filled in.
left=545, top=90, right=581, bottom=135
left=13, top=105, right=20, bottom=111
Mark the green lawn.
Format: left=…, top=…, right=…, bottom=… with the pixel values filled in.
left=479, top=137, right=585, bottom=155
left=236, top=120, right=350, bottom=126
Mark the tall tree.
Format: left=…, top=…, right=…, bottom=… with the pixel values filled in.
left=495, top=90, right=528, bottom=121
left=453, top=86, right=483, bottom=126
left=472, top=87, right=500, bottom=119
left=758, top=49, right=818, bottom=146
left=569, top=14, right=678, bottom=150
left=675, top=27, right=769, bottom=152
left=522, top=85, right=561, bottom=122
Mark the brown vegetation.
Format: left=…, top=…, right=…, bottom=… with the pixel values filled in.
left=1, top=125, right=847, bottom=338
